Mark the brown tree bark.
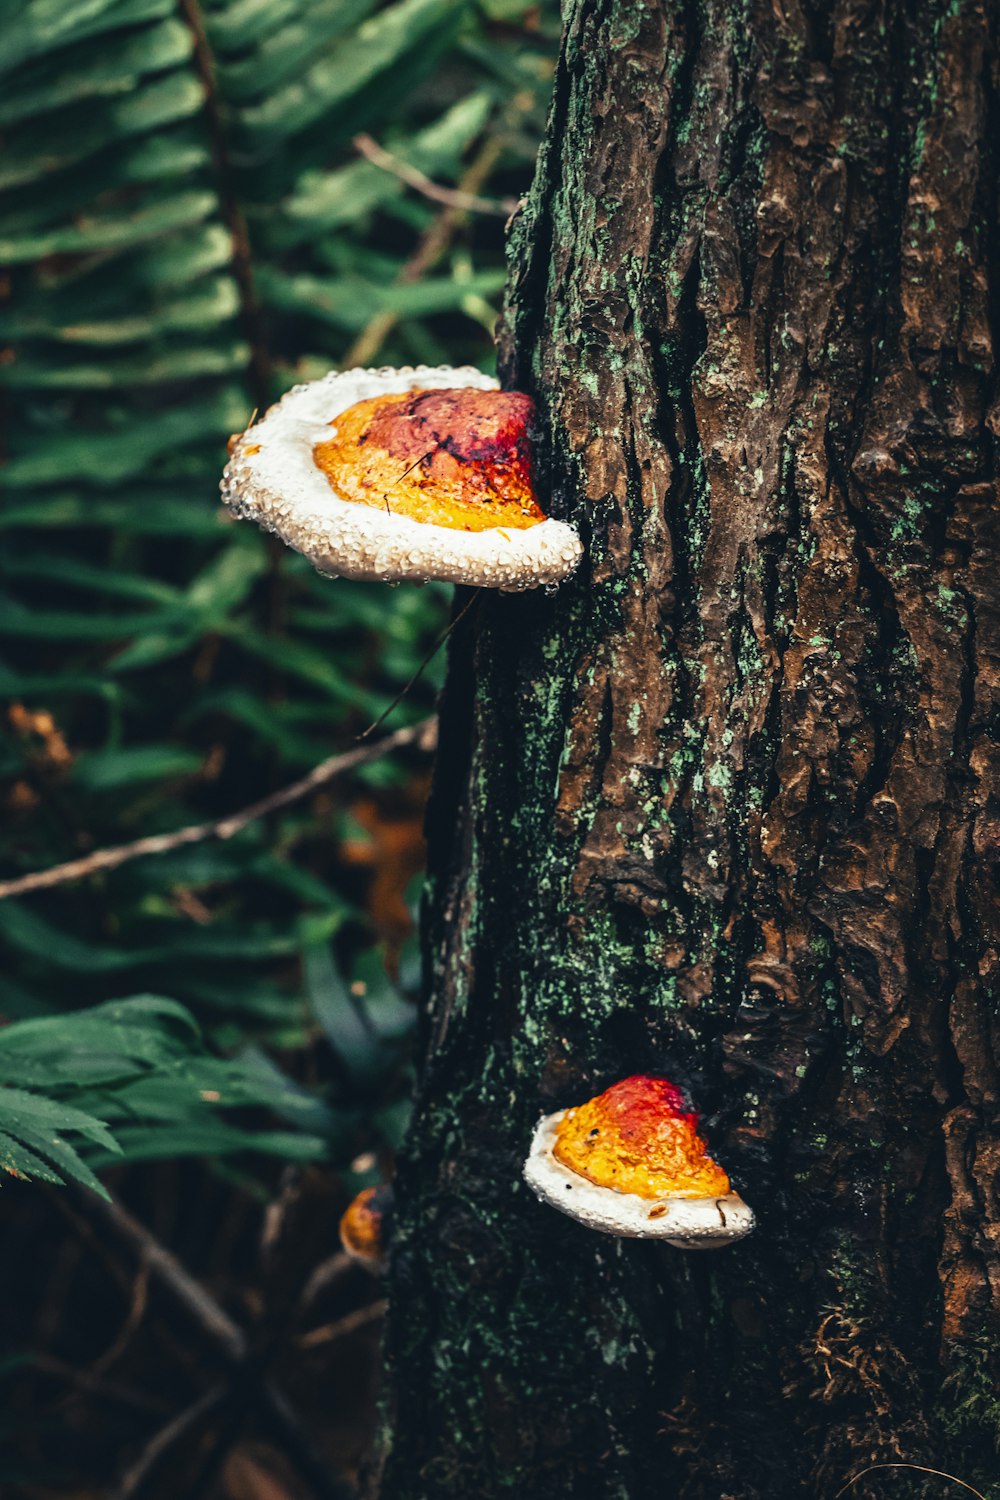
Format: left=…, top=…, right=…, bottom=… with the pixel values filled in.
left=378, top=1, right=1000, bottom=1496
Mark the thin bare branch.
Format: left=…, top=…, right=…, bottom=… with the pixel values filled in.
left=343, top=135, right=506, bottom=368
left=0, top=717, right=437, bottom=902
left=357, top=596, right=479, bottom=742
left=836, top=1464, right=989, bottom=1499
left=296, top=1299, right=386, bottom=1350
left=353, top=132, right=517, bottom=217
left=297, top=1250, right=353, bottom=1313
left=85, top=1191, right=246, bottom=1361
left=83, top=1192, right=355, bottom=1500
left=26, top=1352, right=168, bottom=1416
left=114, top=1383, right=228, bottom=1500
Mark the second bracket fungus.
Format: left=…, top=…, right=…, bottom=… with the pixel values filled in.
left=523, top=1075, right=754, bottom=1250
left=339, top=1183, right=394, bottom=1274
left=222, top=365, right=583, bottom=590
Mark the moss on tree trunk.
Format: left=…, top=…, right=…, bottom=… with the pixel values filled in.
left=377, top=0, right=1000, bottom=1495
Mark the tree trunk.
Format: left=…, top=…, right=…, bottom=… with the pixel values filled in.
left=377, top=1, right=1000, bottom=1495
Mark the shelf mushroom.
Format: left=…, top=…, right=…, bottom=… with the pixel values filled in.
left=523, top=1075, right=754, bottom=1250
left=221, top=365, right=583, bottom=590
left=339, top=1183, right=394, bottom=1273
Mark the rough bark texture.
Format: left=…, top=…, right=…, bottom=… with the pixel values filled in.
left=378, top=2, right=1000, bottom=1496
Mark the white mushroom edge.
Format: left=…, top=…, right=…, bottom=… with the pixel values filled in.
left=221, top=364, right=583, bottom=591
left=523, top=1109, right=755, bottom=1250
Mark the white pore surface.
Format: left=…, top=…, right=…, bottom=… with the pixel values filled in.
left=221, top=364, right=584, bottom=590
left=523, top=1111, right=755, bottom=1250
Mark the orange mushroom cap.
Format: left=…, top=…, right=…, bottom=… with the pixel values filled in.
left=553, top=1074, right=731, bottom=1200
left=339, top=1184, right=393, bottom=1271
left=523, top=1074, right=754, bottom=1248
left=221, top=365, right=583, bottom=590
left=313, top=388, right=546, bottom=533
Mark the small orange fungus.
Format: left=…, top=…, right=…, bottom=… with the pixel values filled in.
left=339, top=1184, right=393, bottom=1270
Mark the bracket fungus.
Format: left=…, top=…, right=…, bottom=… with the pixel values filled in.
left=523, top=1075, right=754, bottom=1250
left=339, top=1183, right=394, bottom=1273
left=222, top=365, right=582, bottom=590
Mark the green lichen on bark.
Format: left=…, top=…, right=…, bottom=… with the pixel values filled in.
left=376, top=0, right=1000, bottom=1495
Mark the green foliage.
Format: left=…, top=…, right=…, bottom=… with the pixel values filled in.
left=0, top=1082, right=120, bottom=1200
left=0, top=995, right=333, bottom=1196
left=0, top=0, right=557, bottom=1185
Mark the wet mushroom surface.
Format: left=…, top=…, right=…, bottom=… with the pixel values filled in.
left=222, top=365, right=583, bottom=590
left=524, top=1075, right=755, bottom=1249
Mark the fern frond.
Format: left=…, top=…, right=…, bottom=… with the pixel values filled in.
left=0, top=997, right=334, bottom=1194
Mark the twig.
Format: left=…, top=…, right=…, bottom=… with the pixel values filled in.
left=836, top=1463, right=988, bottom=1499
left=353, top=132, right=516, bottom=217
left=115, top=1383, right=228, bottom=1500
left=32, top=1231, right=84, bottom=1352
left=382, top=446, right=440, bottom=512
left=90, top=1256, right=150, bottom=1379
left=0, top=717, right=437, bottom=901
left=25, top=1352, right=168, bottom=1416
left=258, top=1381, right=351, bottom=1499
left=357, top=595, right=479, bottom=741
left=296, top=1298, right=386, bottom=1350
left=84, top=1191, right=245, bottom=1361
left=298, top=1251, right=353, bottom=1313
left=83, top=1192, right=355, bottom=1500
left=343, top=135, right=505, bottom=369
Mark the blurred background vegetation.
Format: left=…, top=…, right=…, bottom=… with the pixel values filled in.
left=0, top=0, right=556, bottom=1492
